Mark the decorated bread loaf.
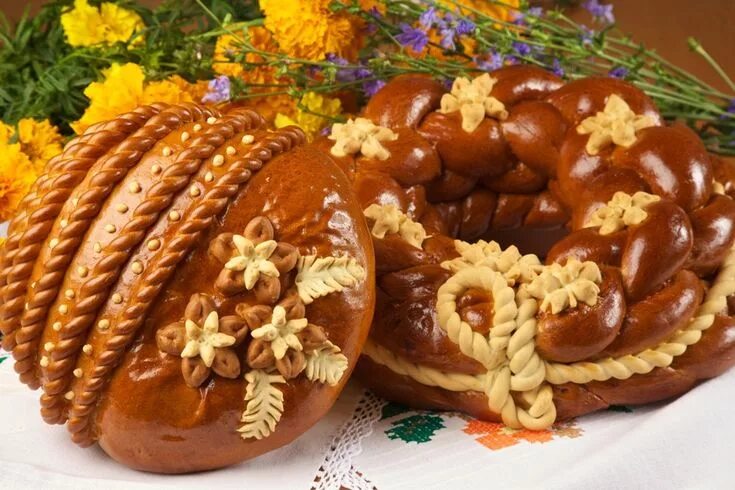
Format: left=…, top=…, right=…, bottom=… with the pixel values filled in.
left=0, top=103, right=375, bottom=473
left=317, top=66, right=735, bottom=430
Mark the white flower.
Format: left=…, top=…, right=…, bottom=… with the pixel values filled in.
left=180, top=311, right=236, bottom=367
left=225, top=234, right=280, bottom=289
left=251, top=305, right=308, bottom=359
left=525, top=260, right=602, bottom=314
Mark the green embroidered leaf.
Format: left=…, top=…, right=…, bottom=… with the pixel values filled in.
left=385, top=414, right=446, bottom=443
left=238, top=369, right=286, bottom=440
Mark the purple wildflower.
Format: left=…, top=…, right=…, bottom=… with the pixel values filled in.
left=512, top=42, right=532, bottom=56
left=580, top=25, right=595, bottom=45
left=475, top=51, right=505, bottom=72
left=513, top=6, right=543, bottom=24
left=363, top=79, right=386, bottom=97
left=201, top=76, right=231, bottom=104
left=583, top=0, right=615, bottom=24
left=396, top=23, right=429, bottom=52
left=419, top=7, right=438, bottom=29
left=552, top=59, right=565, bottom=78
left=608, top=66, right=629, bottom=79
left=720, top=99, right=735, bottom=119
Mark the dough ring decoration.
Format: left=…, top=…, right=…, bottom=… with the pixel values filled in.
left=0, top=104, right=375, bottom=473
left=315, top=67, right=735, bottom=430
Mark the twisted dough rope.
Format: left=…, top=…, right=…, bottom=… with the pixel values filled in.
left=544, top=245, right=735, bottom=384
left=365, top=245, right=735, bottom=430
left=1, top=106, right=165, bottom=378
left=67, top=124, right=305, bottom=446
left=436, top=266, right=555, bottom=430
left=40, top=104, right=224, bottom=424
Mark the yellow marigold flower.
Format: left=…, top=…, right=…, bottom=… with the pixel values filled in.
left=275, top=92, right=342, bottom=139
left=0, top=144, right=37, bottom=222
left=245, top=95, right=296, bottom=124
left=260, top=0, right=360, bottom=60
left=61, top=0, right=144, bottom=47
left=72, top=64, right=193, bottom=134
left=141, top=79, right=193, bottom=106
left=16, top=119, right=64, bottom=172
left=0, top=122, right=14, bottom=145
left=213, top=33, right=244, bottom=78
left=99, top=2, right=145, bottom=44
left=71, top=63, right=144, bottom=134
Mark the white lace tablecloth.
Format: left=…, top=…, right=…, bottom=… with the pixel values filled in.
left=1, top=352, right=735, bottom=489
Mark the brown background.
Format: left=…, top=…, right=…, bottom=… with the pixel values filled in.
left=1, top=0, right=732, bottom=87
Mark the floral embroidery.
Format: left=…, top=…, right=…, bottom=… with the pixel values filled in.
left=463, top=419, right=583, bottom=450
left=156, top=293, right=248, bottom=388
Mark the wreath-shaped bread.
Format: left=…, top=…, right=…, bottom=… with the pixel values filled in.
left=315, top=66, right=735, bottom=430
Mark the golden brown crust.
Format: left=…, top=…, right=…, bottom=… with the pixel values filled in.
left=0, top=105, right=375, bottom=473
left=331, top=66, right=735, bottom=428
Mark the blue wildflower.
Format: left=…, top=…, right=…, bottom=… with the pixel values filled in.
left=201, top=76, right=231, bottom=104
left=396, top=23, right=429, bottom=52
left=583, top=0, right=615, bottom=24
left=608, top=66, right=629, bottom=79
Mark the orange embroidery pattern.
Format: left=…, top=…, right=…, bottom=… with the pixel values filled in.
left=463, top=419, right=582, bottom=450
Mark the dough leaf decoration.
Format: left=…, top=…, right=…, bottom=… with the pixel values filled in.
left=304, top=341, right=349, bottom=386
left=295, top=255, right=366, bottom=304
left=238, top=369, right=287, bottom=440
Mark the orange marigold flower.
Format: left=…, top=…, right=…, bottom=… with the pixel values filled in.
left=259, top=0, right=361, bottom=61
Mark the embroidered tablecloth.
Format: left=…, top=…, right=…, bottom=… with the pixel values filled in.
left=1, top=350, right=734, bottom=489
left=1, top=214, right=735, bottom=488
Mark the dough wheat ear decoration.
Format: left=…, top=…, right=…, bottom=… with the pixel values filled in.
left=224, top=217, right=365, bottom=440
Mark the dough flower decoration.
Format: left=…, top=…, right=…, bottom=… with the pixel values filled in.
left=210, top=216, right=299, bottom=304
left=438, top=73, right=508, bottom=133
left=442, top=239, right=543, bottom=286
left=524, top=259, right=603, bottom=314
left=363, top=203, right=428, bottom=249
left=239, top=292, right=329, bottom=379
left=576, top=94, right=656, bottom=155
left=156, top=293, right=249, bottom=388
left=238, top=292, right=349, bottom=440
left=328, top=117, right=398, bottom=160
left=585, top=191, right=661, bottom=235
